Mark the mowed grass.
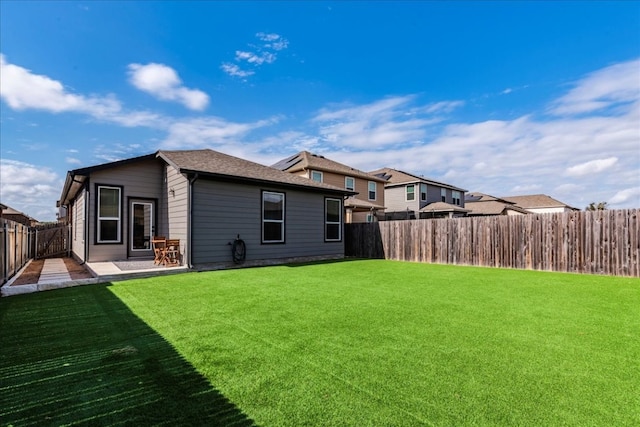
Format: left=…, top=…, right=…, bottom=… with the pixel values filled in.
left=2, top=260, right=639, bottom=426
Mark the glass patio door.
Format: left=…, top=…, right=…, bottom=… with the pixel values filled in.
left=129, top=200, right=155, bottom=257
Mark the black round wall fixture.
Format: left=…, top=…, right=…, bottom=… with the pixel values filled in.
left=231, top=235, right=246, bottom=264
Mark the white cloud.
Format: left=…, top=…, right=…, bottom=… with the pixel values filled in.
left=0, top=159, right=62, bottom=221
left=127, top=63, right=209, bottom=111
left=565, top=157, right=618, bottom=177
left=0, top=54, right=120, bottom=115
left=222, top=32, right=289, bottom=78
left=423, top=101, right=465, bottom=114
left=256, top=32, right=280, bottom=42
left=235, top=50, right=276, bottom=65
left=311, top=96, right=459, bottom=149
left=608, top=187, right=640, bottom=206
left=0, top=54, right=164, bottom=127
left=550, top=58, right=640, bottom=115
left=256, top=32, right=289, bottom=51
left=161, top=116, right=277, bottom=149
left=220, top=63, right=255, bottom=78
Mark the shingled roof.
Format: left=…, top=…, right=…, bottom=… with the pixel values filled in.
left=419, top=202, right=470, bottom=214
left=271, top=151, right=386, bottom=182
left=369, top=167, right=467, bottom=192
left=158, top=149, right=354, bottom=195
left=501, top=194, right=576, bottom=210
left=464, top=192, right=530, bottom=216
left=60, top=149, right=355, bottom=206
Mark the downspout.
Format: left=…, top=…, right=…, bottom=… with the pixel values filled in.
left=187, top=173, right=199, bottom=268
left=83, top=177, right=90, bottom=264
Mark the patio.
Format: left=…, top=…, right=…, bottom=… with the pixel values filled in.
left=1, top=257, right=188, bottom=297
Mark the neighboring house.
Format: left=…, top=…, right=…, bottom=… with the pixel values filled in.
left=501, top=194, right=578, bottom=214
left=0, top=203, right=38, bottom=226
left=464, top=192, right=530, bottom=216
left=272, top=151, right=386, bottom=223
left=369, top=168, right=468, bottom=219
left=57, top=149, right=354, bottom=267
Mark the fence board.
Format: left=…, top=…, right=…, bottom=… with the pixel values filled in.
left=344, top=209, right=640, bottom=277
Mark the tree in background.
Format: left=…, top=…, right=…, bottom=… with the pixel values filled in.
left=586, top=202, right=608, bottom=211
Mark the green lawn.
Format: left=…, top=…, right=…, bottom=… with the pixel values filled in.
left=1, top=260, right=639, bottom=426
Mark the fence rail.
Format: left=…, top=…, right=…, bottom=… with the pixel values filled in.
left=345, top=209, right=639, bottom=277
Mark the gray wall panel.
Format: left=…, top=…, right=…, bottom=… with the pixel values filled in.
left=191, top=179, right=344, bottom=264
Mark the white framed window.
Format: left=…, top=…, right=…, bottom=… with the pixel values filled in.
left=345, top=176, right=355, bottom=191
left=97, top=185, right=121, bottom=243
left=311, top=170, right=323, bottom=182
left=441, top=188, right=447, bottom=202
left=452, top=191, right=461, bottom=206
left=406, top=184, right=415, bottom=201
left=262, top=191, right=285, bottom=243
left=368, top=181, right=377, bottom=200
left=420, top=183, right=427, bottom=201
left=325, top=198, right=342, bottom=241
left=366, top=213, right=374, bottom=223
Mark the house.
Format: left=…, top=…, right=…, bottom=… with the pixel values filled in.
left=369, top=168, right=468, bottom=219
left=272, top=151, right=386, bottom=223
left=57, top=149, right=355, bottom=267
left=501, top=194, right=578, bottom=214
left=0, top=203, right=38, bottom=226
left=464, top=192, right=530, bottom=216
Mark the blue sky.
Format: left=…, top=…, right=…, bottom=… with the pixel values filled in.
left=1, top=1, right=639, bottom=221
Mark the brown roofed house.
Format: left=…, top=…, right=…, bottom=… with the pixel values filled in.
left=58, top=149, right=355, bottom=267
left=369, top=167, right=468, bottom=219
left=464, top=192, right=530, bottom=216
left=501, top=194, right=578, bottom=214
left=272, top=151, right=386, bottom=223
left=0, top=203, right=39, bottom=226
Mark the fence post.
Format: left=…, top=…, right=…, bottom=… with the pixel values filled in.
left=1, top=221, right=6, bottom=284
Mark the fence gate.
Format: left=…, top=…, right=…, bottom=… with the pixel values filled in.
left=36, top=224, right=70, bottom=259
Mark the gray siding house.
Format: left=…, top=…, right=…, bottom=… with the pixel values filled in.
left=58, top=149, right=354, bottom=267
left=369, top=167, right=468, bottom=219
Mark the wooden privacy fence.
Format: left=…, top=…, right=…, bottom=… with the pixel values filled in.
left=1, top=221, right=71, bottom=285
left=1, top=219, right=35, bottom=285
left=345, top=209, right=639, bottom=277
left=35, top=223, right=70, bottom=259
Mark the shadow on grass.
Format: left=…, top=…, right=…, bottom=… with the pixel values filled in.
left=0, top=284, right=255, bottom=426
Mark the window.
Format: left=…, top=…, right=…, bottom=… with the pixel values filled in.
left=452, top=191, right=461, bottom=206
left=345, top=176, right=355, bottom=191
left=368, top=181, right=377, bottom=200
left=406, top=184, right=415, bottom=201
left=97, top=185, right=121, bottom=243
left=262, top=191, right=285, bottom=243
left=311, top=170, right=323, bottom=182
left=366, top=213, right=374, bottom=223
left=441, top=188, right=447, bottom=203
left=325, top=198, right=342, bottom=241
left=420, top=183, right=427, bottom=201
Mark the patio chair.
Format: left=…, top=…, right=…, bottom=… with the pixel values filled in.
left=151, top=236, right=167, bottom=265
left=164, top=239, right=181, bottom=267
